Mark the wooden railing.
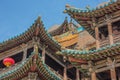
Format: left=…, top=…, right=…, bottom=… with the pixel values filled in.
left=99, top=33, right=120, bottom=48
left=113, top=34, right=120, bottom=43
left=95, top=60, right=107, bottom=69
left=46, top=64, right=64, bottom=79
left=46, top=64, right=72, bottom=80
left=95, top=57, right=120, bottom=73
left=99, top=38, right=109, bottom=47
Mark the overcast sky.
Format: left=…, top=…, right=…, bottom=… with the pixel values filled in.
left=0, top=0, right=108, bottom=42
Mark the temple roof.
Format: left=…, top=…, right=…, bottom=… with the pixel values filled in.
left=64, top=0, right=120, bottom=37
left=0, top=17, right=61, bottom=53
left=48, top=17, right=84, bottom=48
left=55, top=31, right=79, bottom=47
left=0, top=52, right=63, bottom=80
left=48, top=17, right=69, bottom=36
left=53, top=30, right=95, bottom=49
left=64, top=0, right=119, bottom=17
left=48, top=17, right=79, bottom=36
left=57, top=42, right=120, bottom=61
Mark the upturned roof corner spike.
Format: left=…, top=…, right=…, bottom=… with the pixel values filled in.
left=65, top=4, right=71, bottom=8
left=63, top=10, right=67, bottom=13
left=34, top=16, right=43, bottom=36
left=35, top=16, right=42, bottom=24
left=37, top=16, right=41, bottom=21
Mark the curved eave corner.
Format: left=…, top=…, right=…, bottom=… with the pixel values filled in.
left=64, top=0, right=117, bottom=14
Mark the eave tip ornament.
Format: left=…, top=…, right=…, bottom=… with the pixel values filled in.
left=3, top=57, right=15, bottom=67
left=65, top=4, right=70, bottom=8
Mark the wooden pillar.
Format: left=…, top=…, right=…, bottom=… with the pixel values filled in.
left=76, top=69, right=80, bottom=80
left=20, top=43, right=28, bottom=61
left=107, top=57, right=116, bottom=80
left=33, top=43, right=39, bottom=54
left=107, top=22, right=113, bottom=45
left=95, top=27, right=100, bottom=49
left=22, top=48, right=27, bottom=61
left=110, top=68, right=117, bottom=80
left=88, top=61, right=96, bottom=80
left=32, top=36, right=40, bottom=54
left=42, top=47, right=45, bottom=62
left=64, top=67, right=67, bottom=80
left=91, top=72, right=96, bottom=80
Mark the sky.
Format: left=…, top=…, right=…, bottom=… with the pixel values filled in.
left=0, top=0, right=108, bottom=42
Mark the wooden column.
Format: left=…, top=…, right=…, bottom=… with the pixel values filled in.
left=76, top=69, right=80, bottom=80
left=20, top=43, right=28, bottom=61
left=110, top=68, right=117, bottom=80
left=88, top=61, right=96, bottom=80
left=33, top=43, right=39, bottom=54
left=22, top=48, right=27, bottom=61
left=91, top=72, right=96, bottom=80
left=33, top=37, right=39, bottom=55
left=107, top=22, right=113, bottom=45
left=95, top=27, right=100, bottom=49
left=42, top=47, right=45, bottom=63
left=64, top=67, right=67, bottom=80
left=107, top=57, right=116, bottom=80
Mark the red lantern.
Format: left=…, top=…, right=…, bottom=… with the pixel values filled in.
left=3, top=58, right=15, bottom=67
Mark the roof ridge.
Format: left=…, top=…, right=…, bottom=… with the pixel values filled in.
left=65, top=0, right=117, bottom=13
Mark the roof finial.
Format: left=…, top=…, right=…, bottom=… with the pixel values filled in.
left=65, top=4, right=71, bottom=8
left=37, top=16, right=41, bottom=20
left=36, top=16, right=41, bottom=23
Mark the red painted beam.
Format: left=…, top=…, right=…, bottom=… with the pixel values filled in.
left=69, top=57, right=87, bottom=64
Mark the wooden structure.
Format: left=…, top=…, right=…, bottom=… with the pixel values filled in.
left=0, top=0, right=120, bottom=80
left=0, top=16, right=82, bottom=80
left=0, top=17, right=69, bottom=80
left=57, top=0, right=120, bottom=80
